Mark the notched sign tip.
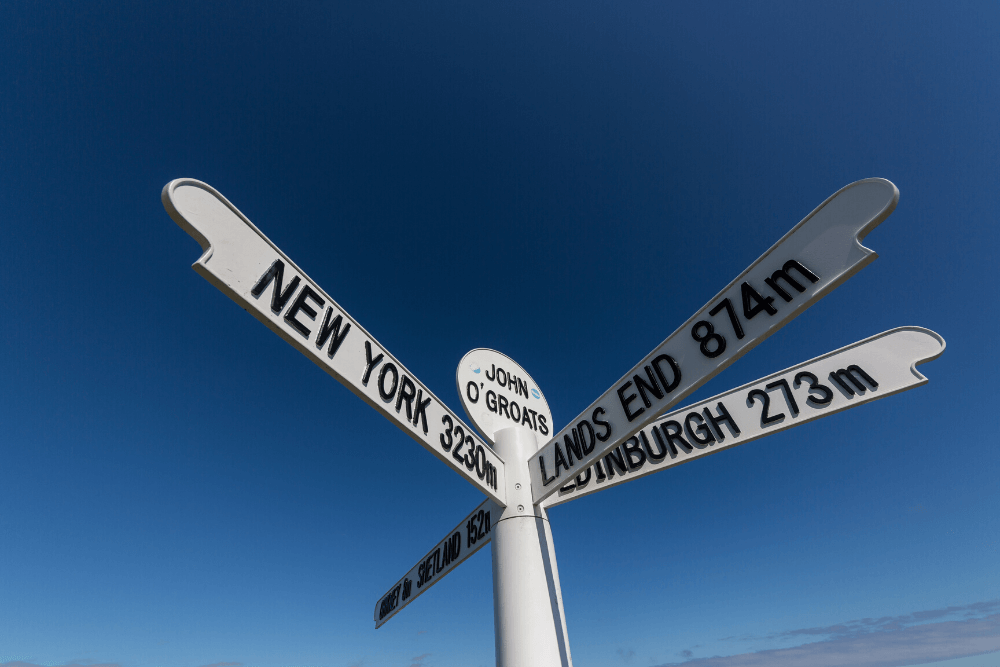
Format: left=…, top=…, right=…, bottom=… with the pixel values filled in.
left=887, top=326, right=946, bottom=381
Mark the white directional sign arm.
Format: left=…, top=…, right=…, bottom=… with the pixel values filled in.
left=528, top=178, right=900, bottom=504
left=162, top=179, right=506, bottom=506
left=375, top=499, right=498, bottom=628
left=545, top=327, right=944, bottom=507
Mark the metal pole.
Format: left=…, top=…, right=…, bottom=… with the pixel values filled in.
left=491, top=426, right=572, bottom=667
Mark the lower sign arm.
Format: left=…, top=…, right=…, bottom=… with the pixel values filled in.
left=375, top=499, right=498, bottom=628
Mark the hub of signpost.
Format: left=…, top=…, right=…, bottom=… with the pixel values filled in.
left=163, top=177, right=945, bottom=667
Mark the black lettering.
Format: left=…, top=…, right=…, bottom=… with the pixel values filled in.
left=485, top=364, right=495, bottom=381
left=622, top=436, right=646, bottom=471
left=396, top=375, right=416, bottom=420
left=538, top=414, right=549, bottom=436
left=794, top=371, right=834, bottom=407
left=641, top=428, right=668, bottom=461
left=412, top=389, right=430, bottom=434
left=528, top=408, right=538, bottom=430
left=475, top=445, right=486, bottom=479
left=742, top=281, right=777, bottom=319
left=553, top=443, right=569, bottom=475
left=829, top=365, right=879, bottom=396
left=766, top=260, right=819, bottom=301
left=618, top=381, right=643, bottom=421
left=250, top=259, right=301, bottom=314
left=283, top=285, right=323, bottom=338
left=577, top=420, right=596, bottom=455
left=378, top=363, right=398, bottom=402
left=497, top=394, right=510, bottom=418
left=564, top=430, right=583, bottom=465
left=651, top=354, right=681, bottom=393
left=497, top=368, right=507, bottom=387
left=486, top=390, right=497, bottom=413
left=651, top=424, right=676, bottom=458
left=662, top=420, right=692, bottom=453
left=604, top=447, right=628, bottom=478
left=593, top=407, right=611, bottom=442
left=702, top=402, right=741, bottom=440
left=595, top=459, right=607, bottom=481
left=518, top=377, right=528, bottom=398
left=466, top=381, right=479, bottom=404
left=539, top=455, right=556, bottom=486
left=362, top=341, right=384, bottom=386
left=633, top=365, right=663, bottom=408
left=684, top=412, right=716, bottom=446
left=748, top=388, right=783, bottom=425
left=451, top=426, right=466, bottom=465
left=521, top=407, right=534, bottom=428
left=316, top=309, right=351, bottom=358
left=509, top=401, right=521, bottom=422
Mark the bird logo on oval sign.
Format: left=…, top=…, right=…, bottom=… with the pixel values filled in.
left=456, top=349, right=553, bottom=445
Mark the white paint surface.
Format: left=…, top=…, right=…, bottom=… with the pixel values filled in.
left=457, top=349, right=554, bottom=444
left=491, top=427, right=572, bottom=667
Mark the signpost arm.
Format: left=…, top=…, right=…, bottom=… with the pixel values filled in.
left=162, top=179, right=507, bottom=506
left=528, top=178, right=900, bottom=504
left=545, top=327, right=945, bottom=507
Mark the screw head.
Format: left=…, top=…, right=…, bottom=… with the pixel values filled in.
left=515, top=483, right=521, bottom=490
left=517, top=504, right=524, bottom=512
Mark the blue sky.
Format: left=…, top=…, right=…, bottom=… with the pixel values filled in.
left=1, top=2, right=998, bottom=667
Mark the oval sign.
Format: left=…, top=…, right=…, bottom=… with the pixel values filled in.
left=457, top=349, right=554, bottom=444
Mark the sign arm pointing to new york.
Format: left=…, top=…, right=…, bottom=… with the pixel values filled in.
left=528, top=178, right=899, bottom=505
left=162, top=179, right=507, bottom=506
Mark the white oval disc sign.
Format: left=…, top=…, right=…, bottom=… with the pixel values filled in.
left=457, top=349, right=554, bottom=444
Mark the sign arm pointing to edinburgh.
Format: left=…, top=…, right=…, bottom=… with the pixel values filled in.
left=528, top=178, right=899, bottom=505
left=162, top=179, right=507, bottom=506
left=545, top=327, right=945, bottom=507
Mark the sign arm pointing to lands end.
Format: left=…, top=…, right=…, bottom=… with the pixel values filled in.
left=528, top=178, right=900, bottom=505
left=162, top=179, right=507, bottom=506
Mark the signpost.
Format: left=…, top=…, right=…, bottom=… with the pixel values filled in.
left=163, top=176, right=944, bottom=667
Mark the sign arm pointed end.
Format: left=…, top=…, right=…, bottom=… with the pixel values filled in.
left=844, top=177, right=900, bottom=245
left=162, top=178, right=232, bottom=261
left=893, top=326, right=946, bottom=382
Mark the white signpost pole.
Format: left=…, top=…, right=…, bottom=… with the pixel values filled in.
left=491, top=426, right=572, bottom=667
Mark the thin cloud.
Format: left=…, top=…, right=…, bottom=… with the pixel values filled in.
left=409, top=653, right=432, bottom=667
left=772, top=600, right=1000, bottom=641
left=1, top=663, right=123, bottom=667
left=660, top=613, right=1000, bottom=667
left=198, top=663, right=242, bottom=667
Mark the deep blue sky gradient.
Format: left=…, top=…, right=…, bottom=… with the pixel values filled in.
left=1, top=2, right=998, bottom=666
